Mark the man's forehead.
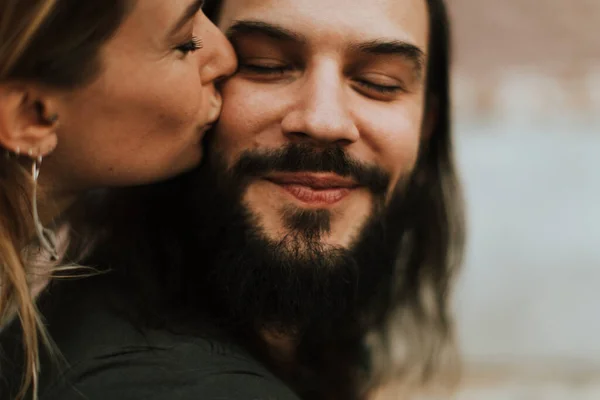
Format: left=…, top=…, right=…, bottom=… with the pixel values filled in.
left=217, top=0, right=429, bottom=51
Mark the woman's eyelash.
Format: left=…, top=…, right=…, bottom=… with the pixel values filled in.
left=176, top=36, right=203, bottom=55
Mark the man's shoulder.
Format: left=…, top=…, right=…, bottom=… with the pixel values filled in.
left=38, top=277, right=300, bottom=399
left=44, top=332, right=300, bottom=400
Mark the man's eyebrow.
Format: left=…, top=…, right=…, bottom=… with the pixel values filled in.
left=351, top=39, right=426, bottom=79
left=169, top=0, right=205, bottom=36
left=225, top=20, right=307, bottom=44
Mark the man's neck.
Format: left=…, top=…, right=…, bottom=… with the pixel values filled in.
left=260, top=329, right=299, bottom=375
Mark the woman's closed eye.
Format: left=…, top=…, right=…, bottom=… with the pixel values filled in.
left=175, top=36, right=203, bottom=55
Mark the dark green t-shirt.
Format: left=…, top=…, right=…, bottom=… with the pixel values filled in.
left=0, top=275, right=300, bottom=400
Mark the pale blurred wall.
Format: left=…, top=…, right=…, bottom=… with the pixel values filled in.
left=443, top=1, right=600, bottom=397
left=449, top=0, right=600, bottom=119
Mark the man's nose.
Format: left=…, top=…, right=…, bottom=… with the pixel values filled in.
left=281, top=61, right=359, bottom=146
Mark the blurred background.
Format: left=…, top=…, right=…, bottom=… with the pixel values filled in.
left=447, top=1, right=600, bottom=399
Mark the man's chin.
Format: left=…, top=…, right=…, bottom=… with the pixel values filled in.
left=268, top=231, right=347, bottom=256
left=245, top=193, right=374, bottom=250
left=251, top=210, right=362, bottom=252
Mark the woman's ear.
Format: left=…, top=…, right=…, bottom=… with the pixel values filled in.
left=0, top=83, right=59, bottom=158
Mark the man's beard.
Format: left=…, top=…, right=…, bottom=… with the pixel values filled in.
left=182, top=143, right=409, bottom=337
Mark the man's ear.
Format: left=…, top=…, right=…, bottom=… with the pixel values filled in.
left=0, top=83, right=59, bottom=158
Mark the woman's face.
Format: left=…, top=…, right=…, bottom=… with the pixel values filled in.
left=46, top=0, right=236, bottom=192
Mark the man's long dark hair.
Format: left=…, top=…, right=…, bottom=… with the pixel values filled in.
left=84, top=0, right=464, bottom=398
left=361, top=0, right=465, bottom=394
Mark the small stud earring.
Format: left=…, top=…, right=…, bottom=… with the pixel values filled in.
left=47, top=114, right=59, bottom=124
left=44, top=142, right=57, bottom=156
left=15, top=146, right=20, bottom=156
left=28, top=148, right=33, bottom=157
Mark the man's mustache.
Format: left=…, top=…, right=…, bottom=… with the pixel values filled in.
left=230, top=143, right=390, bottom=195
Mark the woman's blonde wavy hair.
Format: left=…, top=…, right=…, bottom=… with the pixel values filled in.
left=0, top=1, right=130, bottom=398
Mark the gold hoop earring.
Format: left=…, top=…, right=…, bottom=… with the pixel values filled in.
left=31, top=155, right=58, bottom=261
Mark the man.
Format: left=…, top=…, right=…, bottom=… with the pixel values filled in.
left=1, top=0, right=463, bottom=399
left=163, top=0, right=464, bottom=397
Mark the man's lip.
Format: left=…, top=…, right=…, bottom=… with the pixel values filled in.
left=263, top=173, right=358, bottom=205
left=264, top=173, right=359, bottom=189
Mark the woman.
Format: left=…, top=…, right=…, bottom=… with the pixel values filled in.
left=0, top=0, right=236, bottom=398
